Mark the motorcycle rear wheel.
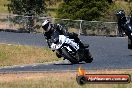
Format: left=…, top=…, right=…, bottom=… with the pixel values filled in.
left=84, top=49, right=93, bottom=63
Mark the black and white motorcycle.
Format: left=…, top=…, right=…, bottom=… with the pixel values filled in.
left=49, top=30, right=93, bottom=64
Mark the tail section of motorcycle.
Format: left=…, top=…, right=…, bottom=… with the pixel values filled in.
left=81, top=48, right=93, bottom=63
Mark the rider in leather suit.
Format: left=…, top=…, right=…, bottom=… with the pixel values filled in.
left=42, top=20, right=83, bottom=59
left=116, top=10, right=132, bottom=38
left=116, top=10, right=127, bottom=37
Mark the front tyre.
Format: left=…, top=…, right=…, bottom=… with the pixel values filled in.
left=61, top=47, right=79, bottom=64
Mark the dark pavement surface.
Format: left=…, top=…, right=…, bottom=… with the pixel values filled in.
left=0, top=32, right=132, bottom=72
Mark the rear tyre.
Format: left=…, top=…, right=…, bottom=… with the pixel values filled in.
left=84, top=49, right=93, bottom=63
left=62, top=47, right=79, bottom=64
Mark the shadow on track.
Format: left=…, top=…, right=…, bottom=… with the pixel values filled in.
left=128, top=55, right=132, bottom=57
left=53, top=62, right=86, bottom=65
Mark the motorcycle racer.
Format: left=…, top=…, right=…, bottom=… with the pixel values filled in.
left=42, top=19, right=93, bottom=63
left=116, top=10, right=132, bottom=49
left=42, top=20, right=82, bottom=58
left=116, top=10, right=132, bottom=38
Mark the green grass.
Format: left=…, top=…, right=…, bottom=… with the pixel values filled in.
left=0, top=44, right=60, bottom=66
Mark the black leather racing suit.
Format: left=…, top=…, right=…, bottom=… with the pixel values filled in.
left=117, top=16, right=132, bottom=39
left=44, top=24, right=65, bottom=48
left=117, top=16, right=127, bottom=37
left=44, top=24, right=81, bottom=48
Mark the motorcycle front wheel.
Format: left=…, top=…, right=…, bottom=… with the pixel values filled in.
left=61, top=47, right=79, bottom=64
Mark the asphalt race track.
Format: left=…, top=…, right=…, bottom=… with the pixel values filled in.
left=0, top=32, right=132, bottom=72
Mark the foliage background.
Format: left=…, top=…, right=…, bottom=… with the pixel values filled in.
left=57, top=0, right=109, bottom=21
left=0, top=0, right=132, bottom=22
left=7, top=0, right=46, bottom=16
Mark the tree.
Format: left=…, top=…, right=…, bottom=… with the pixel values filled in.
left=7, top=0, right=46, bottom=32
left=57, top=0, right=109, bottom=21
left=45, top=0, right=62, bottom=6
left=8, top=0, right=46, bottom=16
left=107, top=0, right=113, bottom=3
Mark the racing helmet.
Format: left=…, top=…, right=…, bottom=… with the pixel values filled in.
left=42, top=20, right=51, bottom=32
left=116, top=10, right=125, bottom=19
